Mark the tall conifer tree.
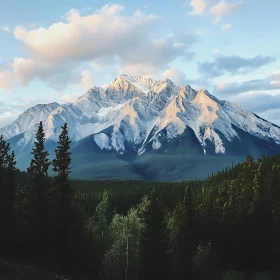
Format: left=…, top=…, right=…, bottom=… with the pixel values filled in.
left=51, top=122, right=78, bottom=272
left=139, top=188, right=170, bottom=280
left=26, top=121, right=50, bottom=253
left=0, top=135, right=11, bottom=169
left=0, top=136, right=17, bottom=253
left=28, top=121, right=50, bottom=181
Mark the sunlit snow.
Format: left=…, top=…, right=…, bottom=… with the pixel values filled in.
left=1, top=74, right=280, bottom=157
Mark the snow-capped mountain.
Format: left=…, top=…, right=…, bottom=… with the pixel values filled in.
left=1, top=74, right=280, bottom=180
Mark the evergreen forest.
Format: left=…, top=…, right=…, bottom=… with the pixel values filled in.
left=1, top=121, right=280, bottom=280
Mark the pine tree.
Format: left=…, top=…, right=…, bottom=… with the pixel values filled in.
left=51, top=122, right=79, bottom=272
left=0, top=136, right=17, bottom=254
left=0, top=134, right=11, bottom=169
left=52, top=123, right=72, bottom=182
left=168, top=186, right=197, bottom=280
left=138, top=188, right=170, bottom=280
left=25, top=121, right=50, bottom=254
left=250, top=157, right=264, bottom=217
left=7, top=150, right=16, bottom=170
left=5, top=150, right=17, bottom=215
left=27, top=122, right=50, bottom=181
left=52, top=124, right=72, bottom=218
left=240, top=155, right=256, bottom=215
left=272, top=163, right=280, bottom=222
left=222, top=179, right=237, bottom=224
left=270, top=163, right=280, bottom=268
left=0, top=135, right=11, bottom=204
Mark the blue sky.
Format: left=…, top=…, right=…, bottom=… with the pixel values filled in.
left=0, top=0, right=280, bottom=126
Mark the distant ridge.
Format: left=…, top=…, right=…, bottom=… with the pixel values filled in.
left=1, top=74, right=280, bottom=180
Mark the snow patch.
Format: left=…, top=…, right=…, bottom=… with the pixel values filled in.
left=121, top=74, right=152, bottom=94
left=94, top=133, right=112, bottom=150
left=152, top=139, right=162, bottom=150
left=203, top=127, right=225, bottom=154
left=97, top=104, right=124, bottom=117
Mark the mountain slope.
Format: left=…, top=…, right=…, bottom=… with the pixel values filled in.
left=1, top=74, right=280, bottom=180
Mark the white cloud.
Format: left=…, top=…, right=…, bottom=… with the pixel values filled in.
left=119, top=34, right=196, bottom=76
left=229, top=91, right=280, bottom=115
left=222, top=23, right=232, bottom=30
left=209, top=1, right=242, bottom=23
left=12, top=58, right=51, bottom=86
left=161, top=67, right=186, bottom=85
left=78, top=70, right=94, bottom=90
left=1, top=25, right=10, bottom=33
left=198, top=54, right=274, bottom=77
left=187, top=0, right=241, bottom=23
left=9, top=57, right=79, bottom=89
left=214, top=70, right=280, bottom=95
left=188, top=0, right=208, bottom=15
left=0, top=4, right=197, bottom=91
left=13, top=5, right=159, bottom=63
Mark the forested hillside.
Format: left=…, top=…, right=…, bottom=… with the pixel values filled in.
left=1, top=122, right=280, bottom=279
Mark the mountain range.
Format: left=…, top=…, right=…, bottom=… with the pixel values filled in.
left=1, top=74, right=280, bottom=181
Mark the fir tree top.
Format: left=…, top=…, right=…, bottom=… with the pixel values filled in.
left=52, top=123, right=72, bottom=180
left=0, top=134, right=11, bottom=169
left=27, top=121, right=50, bottom=180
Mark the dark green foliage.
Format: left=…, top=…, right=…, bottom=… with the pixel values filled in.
left=27, top=121, right=50, bottom=181
left=0, top=135, right=17, bottom=255
left=23, top=121, right=51, bottom=257
left=138, top=189, right=170, bottom=280
left=168, top=186, right=198, bottom=279
left=102, top=207, right=144, bottom=280
left=192, top=241, right=220, bottom=280
left=0, top=134, right=11, bottom=169
left=52, top=123, right=72, bottom=180
left=88, top=191, right=113, bottom=274
left=50, top=123, right=82, bottom=273
left=1, top=121, right=280, bottom=280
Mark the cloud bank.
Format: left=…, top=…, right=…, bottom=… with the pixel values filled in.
left=214, top=71, right=280, bottom=94
left=198, top=54, right=275, bottom=77
left=209, top=1, right=242, bottom=23
left=188, top=0, right=242, bottom=23
left=0, top=4, right=197, bottom=91
left=188, top=0, right=208, bottom=15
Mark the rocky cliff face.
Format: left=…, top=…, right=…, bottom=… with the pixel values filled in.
left=1, top=74, right=280, bottom=180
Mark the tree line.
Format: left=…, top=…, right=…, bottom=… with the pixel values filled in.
left=1, top=122, right=280, bottom=279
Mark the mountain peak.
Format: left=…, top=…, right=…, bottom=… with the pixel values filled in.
left=114, top=74, right=159, bottom=94
left=1, top=73, right=280, bottom=174
left=163, top=78, right=174, bottom=84
left=75, top=86, right=104, bottom=102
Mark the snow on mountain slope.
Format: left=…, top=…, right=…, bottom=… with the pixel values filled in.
left=121, top=74, right=157, bottom=94
left=73, top=86, right=113, bottom=117
left=105, top=75, right=148, bottom=103
left=1, top=74, right=280, bottom=159
left=0, top=103, right=60, bottom=139
left=221, top=100, right=280, bottom=141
